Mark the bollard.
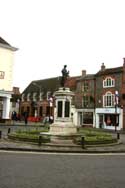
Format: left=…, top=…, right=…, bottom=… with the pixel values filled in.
left=0, top=130, right=2, bottom=139
left=117, top=132, right=120, bottom=140
left=39, top=135, right=42, bottom=146
left=81, top=136, right=85, bottom=149
left=8, top=128, right=11, bottom=134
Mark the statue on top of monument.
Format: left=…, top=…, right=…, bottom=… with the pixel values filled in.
left=60, top=65, right=69, bottom=87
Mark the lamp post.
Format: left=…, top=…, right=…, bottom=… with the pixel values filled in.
left=48, top=96, right=54, bottom=123
left=32, top=82, right=42, bottom=117
left=115, top=90, right=119, bottom=132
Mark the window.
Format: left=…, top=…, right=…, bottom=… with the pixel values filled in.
left=82, top=96, right=89, bottom=107
left=21, top=94, right=25, bottom=102
left=82, top=81, right=89, bottom=92
left=0, top=71, right=5, bottom=79
left=27, top=93, right=31, bottom=101
left=40, top=92, right=43, bottom=101
left=33, top=92, right=37, bottom=101
left=83, top=112, right=93, bottom=124
left=103, top=77, right=115, bottom=88
left=47, top=91, right=51, bottom=100
left=103, top=92, right=115, bottom=107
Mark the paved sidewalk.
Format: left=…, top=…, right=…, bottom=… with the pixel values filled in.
left=1, top=124, right=125, bottom=153
left=0, top=135, right=125, bottom=153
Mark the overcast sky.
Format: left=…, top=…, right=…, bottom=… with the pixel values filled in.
left=0, top=0, right=125, bottom=92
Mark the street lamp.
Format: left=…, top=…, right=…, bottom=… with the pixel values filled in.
left=32, top=82, right=43, bottom=117
left=115, top=90, right=119, bottom=131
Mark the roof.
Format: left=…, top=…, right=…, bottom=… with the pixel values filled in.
left=22, top=76, right=79, bottom=95
left=0, top=37, right=11, bottom=46
left=77, top=74, right=95, bottom=81
left=96, top=66, right=123, bottom=76
left=22, top=77, right=61, bottom=94
left=0, top=36, right=18, bottom=51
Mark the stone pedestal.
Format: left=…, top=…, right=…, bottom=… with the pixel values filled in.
left=49, top=87, right=77, bottom=144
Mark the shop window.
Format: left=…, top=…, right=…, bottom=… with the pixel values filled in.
left=103, top=77, right=115, bottom=88
left=104, top=114, right=117, bottom=126
left=83, top=112, right=93, bottom=124
left=103, top=92, right=115, bottom=107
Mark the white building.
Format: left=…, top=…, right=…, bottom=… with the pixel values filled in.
left=0, top=37, right=17, bottom=121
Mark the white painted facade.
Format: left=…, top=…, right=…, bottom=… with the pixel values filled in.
left=0, top=40, right=17, bottom=120
left=95, top=107, right=123, bottom=130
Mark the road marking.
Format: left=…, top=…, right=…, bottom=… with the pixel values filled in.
left=1, top=150, right=125, bottom=156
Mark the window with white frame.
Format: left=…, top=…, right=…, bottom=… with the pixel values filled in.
left=39, top=92, right=43, bottom=101
left=82, top=96, right=89, bottom=107
left=103, top=77, right=115, bottom=88
left=33, top=92, right=37, bottom=101
left=27, top=93, right=31, bottom=101
left=21, top=94, right=25, bottom=102
left=47, top=91, right=51, bottom=100
left=82, top=81, right=89, bottom=92
left=103, top=92, right=115, bottom=107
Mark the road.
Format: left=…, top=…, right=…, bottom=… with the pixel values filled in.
left=0, top=151, right=125, bottom=188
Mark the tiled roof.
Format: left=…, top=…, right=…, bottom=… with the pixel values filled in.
left=22, top=76, right=79, bottom=95
left=22, top=77, right=61, bottom=94
left=96, top=66, right=123, bottom=76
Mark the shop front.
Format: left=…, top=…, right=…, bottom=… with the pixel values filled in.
left=0, top=91, right=12, bottom=122
left=77, top=109, right=95, bottom=127
left=95, top=107, right=123, bottom=130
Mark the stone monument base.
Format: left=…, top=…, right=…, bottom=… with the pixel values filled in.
left=47, top=121, right=77, bottom=144
left=49, top=121, right=77, bottom=135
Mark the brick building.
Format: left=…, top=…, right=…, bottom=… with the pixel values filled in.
left=95, top=63, right=122, bottom=130
left=20, top=60, right=124, bottom=130
left=20, top=76, right=79, bottom=122
left=75, top=70, right=95, bottom=127
left=0, top=37, right=17, bottom=122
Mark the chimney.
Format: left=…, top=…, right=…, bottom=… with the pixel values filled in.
left=101, top=63, right=105, bottom=71
left=82, top=70, right=86, bottom=77
left=123, top=58, right=125, bottom=67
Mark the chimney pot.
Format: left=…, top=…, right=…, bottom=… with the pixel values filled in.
left=82, top=70, right=86, bottom=76
left=101, top=63, right=105, bottom=71
left=123, top=58, right=125, bottom=66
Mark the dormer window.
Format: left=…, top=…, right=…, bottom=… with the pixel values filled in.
left=21, top=94, right=25, bottom=102
left=33, top=92, right=37, bottom=101
left=47, top=91, right=51, bottom=100
left=103, top=77, right=115, bottom=88
left=40, top=92, right=43, bottom=101
left=27, top=93, right=31, bottom=101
